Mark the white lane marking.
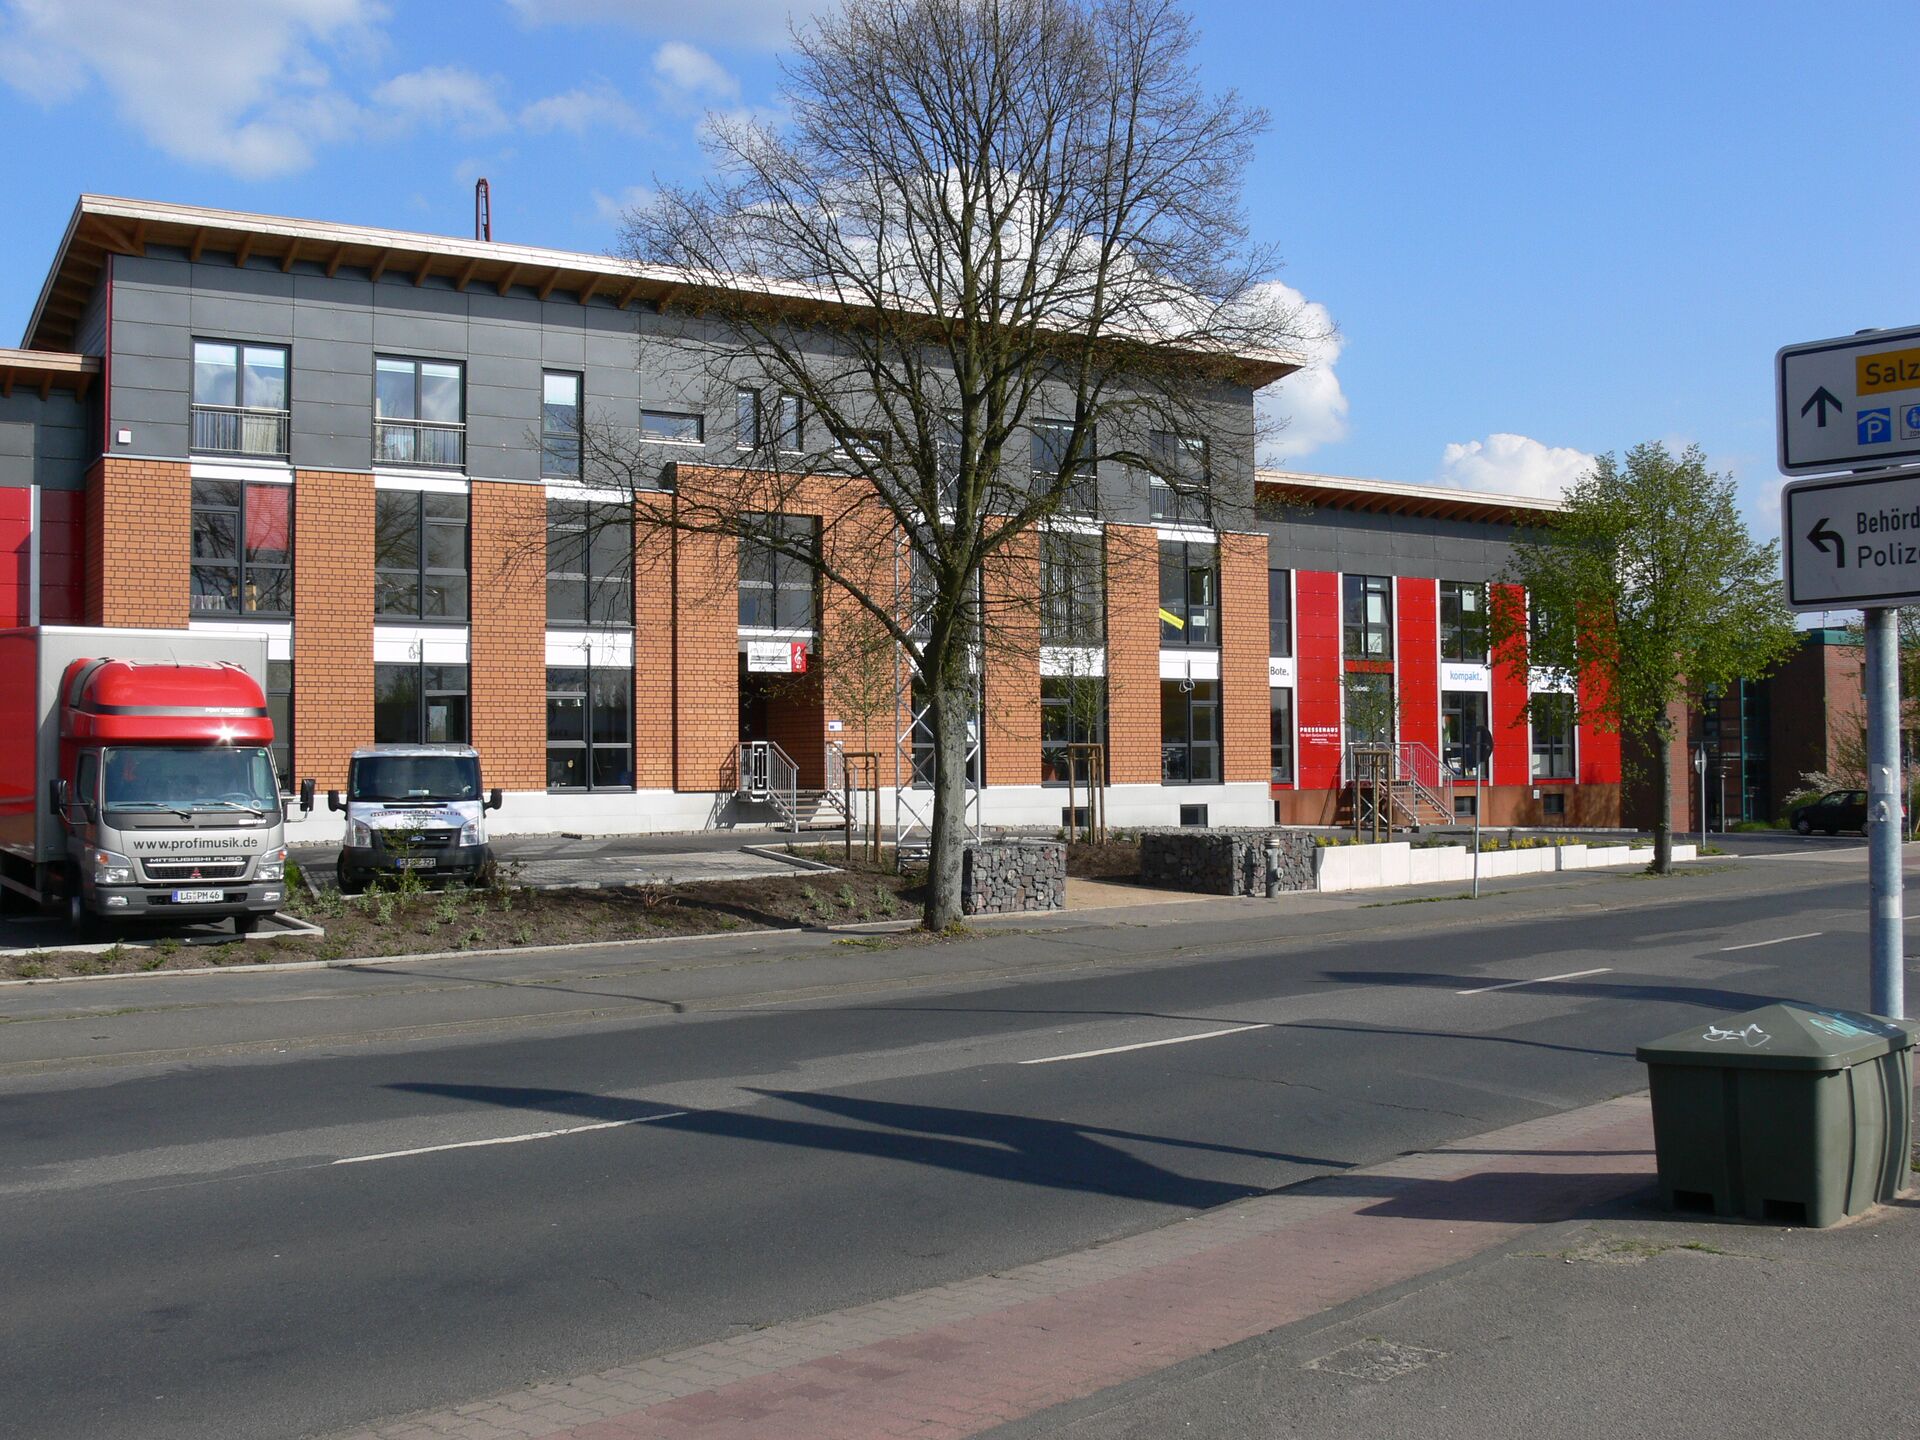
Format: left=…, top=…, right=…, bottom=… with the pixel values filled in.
left=1455, top=967, right=1612, bottom=997
left=1020, top=1023, right=1271, bottom=1065
left=332, top=1112, right=688, bottom=1166
left=1718, top=932, right=1822, bottom=952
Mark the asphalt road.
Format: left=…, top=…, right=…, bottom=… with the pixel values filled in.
left=0, top=847, right=1898, bottom=1440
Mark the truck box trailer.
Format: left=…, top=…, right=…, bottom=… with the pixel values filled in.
left=0, top=626, right=312, bottom=932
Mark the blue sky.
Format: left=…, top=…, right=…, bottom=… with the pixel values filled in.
left=2, top=0, right=1915, bottom=536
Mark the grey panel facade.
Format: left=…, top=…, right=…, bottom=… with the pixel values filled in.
left=1258, top=501, right=1527, bottom=584
left=0, top=391, right=92, bottom=491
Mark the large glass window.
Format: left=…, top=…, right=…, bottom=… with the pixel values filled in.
left=547, top=500, right=632, bottom=627
left=1344, top=672, right=1395, bottom=747
left=542, top=372, right=582, bottom=479
left=1268, top=568, right=1292, bottom=656
left=267, top=659, right=292, bottom=789
left=1159, top=541, right=1217, bottom=648
left=1161, top=679, right=1220, bottom=784
left=1532, top=692, right=1575, bottom=779
left=737, top=388, right=801, bottom=452
left=1270, top=688, right=1294, bottom=783
left=373, top=663, right=469, bottom=744
left=375, top=491, right=468, bottom=620
left=1442, top=690, right=1490, bottom=776
left=547, top=666, right=633, bottom=790
left=1439, top=581, right=1488, bottom=662
left=191, top=340, right=288, bottom=456
left=1342, top=574, right=1393, bottom=659
left=739, top=515, right=819, bottom=630
left=375, top=357, right=464, bottom=468
left=641, top=410, right=704, bottom=444
left=1033, top=419, right=1097, bottom=516
left=1041, top=675, right=1105, bottom=785
left=1148, top=431, right=1210, bottom=524
left=1040, top=531, right=1105, bottom=646
left=190, top=479, right=292, bottom=617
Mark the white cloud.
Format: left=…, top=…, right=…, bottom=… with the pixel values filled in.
left=591, top=184, right=656, bottom=224
left=652, top=41, right=739, bottom=101
left=505, top=0, right=815, bottom=47
left=1254, top=281, right=1347, bottom=464
left=519, top=79, right=648, bottom=136
left=1436, top=433, right=1595, bottom=499
left=373, top=65, right=507, bottom=135
left=0, top=0, right=380, bottom=178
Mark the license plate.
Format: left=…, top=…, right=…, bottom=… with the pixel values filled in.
left=394, top=857, right=438, bottom=870
left=172, top=888, right=225, bottom=904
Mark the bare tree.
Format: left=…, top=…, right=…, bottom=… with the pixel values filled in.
left=588, top=0, right=1308, bottom=926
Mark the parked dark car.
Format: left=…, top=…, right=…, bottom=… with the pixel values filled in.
left=1790, top=789, right=1871, bottom=835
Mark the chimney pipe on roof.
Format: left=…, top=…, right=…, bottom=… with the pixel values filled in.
left=475, top=178, right=491, bottom=242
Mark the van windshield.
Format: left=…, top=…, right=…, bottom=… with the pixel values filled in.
left=349, top=754, right=481, bottom=803
left=102, top=746, right=280, bottom=813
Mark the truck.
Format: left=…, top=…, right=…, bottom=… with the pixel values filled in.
left=0, top=626, right=313, bottom=934
left=329, top=745, right=501, bottom=892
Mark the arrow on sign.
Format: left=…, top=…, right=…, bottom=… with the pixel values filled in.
left=1808, top=517, right=1846, bottom=567
left=1801, top=386, right=1844, bottom=427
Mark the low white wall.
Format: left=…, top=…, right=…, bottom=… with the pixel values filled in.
left=1318, top=840, right=1684, bottom=893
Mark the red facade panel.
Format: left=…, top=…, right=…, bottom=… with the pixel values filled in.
left=1295, top=569, right=1342, bottom=790
left=1577, top=663, right=1623, bottom=785
left=0, top=488, right=28, bottom=628
left=1396, top=577, right=1438, bottom=756
left=40, top=490, right=85, bottom=624
left=1490, top=581, right=1530, bottom=787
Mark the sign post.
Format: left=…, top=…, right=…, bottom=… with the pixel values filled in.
left=1471, top=725, right=1493, bottom=901
left=1693, top=745, right=1707, bottom=852
left=1777, top=329, right=1920, bottom=1018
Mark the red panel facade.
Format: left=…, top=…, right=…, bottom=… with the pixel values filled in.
left=40, top=489, right=86, bottom=623
left=0, top=488, right=30, bottom=627
left=1490, top=582, right=1530, bottom=787
left=1294, top=569, right=1343, bottom=790
left=1577, top=662, right=1622, bottom=786
left=1396, top=576, right=1438, bottom=757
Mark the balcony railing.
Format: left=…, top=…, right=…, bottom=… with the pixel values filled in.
left=1149, top=479, right=1211, bottom=525
left=375, top=418, right=465, bottom=469
left=191, top=405, right=289, bottom=458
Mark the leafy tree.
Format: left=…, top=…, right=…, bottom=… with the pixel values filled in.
left=601, top=0, right=1311, bottom=926
left=1493, top=442, right=1797, bottom=873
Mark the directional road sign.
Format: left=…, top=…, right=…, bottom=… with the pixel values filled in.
left=1781, top=465, right=1920, bottom=610
left=1777, top=323, right=1920, bottom=474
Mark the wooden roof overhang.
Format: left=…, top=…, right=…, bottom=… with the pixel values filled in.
left=0, top=348, right=100, bottom=401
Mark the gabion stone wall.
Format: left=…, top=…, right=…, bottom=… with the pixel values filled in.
left=1139, top=828, right=1319, bottom=896
left=961, top=840, right=1067, bottom=915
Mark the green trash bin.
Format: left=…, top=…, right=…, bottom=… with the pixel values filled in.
left=1636, top=1003, right=1918, bottom=1227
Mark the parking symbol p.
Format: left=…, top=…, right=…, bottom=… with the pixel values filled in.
left=1859, top=407, right=1893, bottom=444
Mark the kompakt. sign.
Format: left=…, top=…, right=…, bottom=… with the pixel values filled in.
left=1777, top=324, right=1920, bottom=475
left=1781, top=466, right=1920, bottom=610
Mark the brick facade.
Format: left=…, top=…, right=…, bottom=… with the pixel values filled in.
left=468, top=480, right=548, bottom=791
left=1104, top=524, right=1162, bottom=786
left=291, top=471, right=374, bottom=790
left=87, top=457, right=189, bottom=627
left=1218, top=531, right=1270, bottom=784
left=982, top=531, right=1041, bottom=787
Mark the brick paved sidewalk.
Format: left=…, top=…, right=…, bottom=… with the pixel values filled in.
left=324, top=1094, right=1658, bottom=1440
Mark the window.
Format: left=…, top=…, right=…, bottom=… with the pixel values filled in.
left=1040, top=532, right=1105, bottom=646
left=1041, top=676, right=1105, bottom=785
left=1531, top=692, right=1575, bottom=779
left=738, top=389, right=801, bottom=451
left=1270, top=688, right=1294, bottom=784
left=1148, top=431, right=1210, bottom=524
left=375, top=357, right=464, bottom=468
left=547, top=666, right=633, bottom=790
left=1454, top=792, right=1478, bottom=818
left=1159, top=541, right=1217, bottom=647
left=542, top=372, right=582, bottom=479
left=1439, top=581, right=1488, bottom=662
left=907, top=679, right=982, bottom=789
left=1179, top=803, right=1209, bottom=827
left=1528, top=596, right=1570, bottom=665
left=1033, top=419, right=1097, bottom=516
left=739, top=515, right=819, bottom=630
left=1541, top=791, right=1567, bottom=816
left=1268, top=568, right=1292, bottom=656
left=641, top=410, right=704, bottom=444
left=1342, top=574, right=1393, bottom=658
left=191, top=340, right=288, bottom=456
left=1161, top=679, right=1219, bottom=784
left=373, top=663, right=468, bottom=744
left=190, top=480, right=292, bottom=616
left=1442, top=690, right=1490, bottom=776
left=1344, top=672, right=1395, bottom=747
left=547, top=500, right=632, bottom=627
left=267, top=660, right=292, bottom=789
left=840, top=428, right=889, bottom=461
left=375, top=491, right=468, bottom=620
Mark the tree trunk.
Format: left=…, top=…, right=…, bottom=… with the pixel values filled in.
left=1651, top=718, right=1673, bottom=875
left=922, top=660, right=972, bottom=930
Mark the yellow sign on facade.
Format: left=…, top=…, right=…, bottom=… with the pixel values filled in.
left=1857, top=347, right=1920, bottom=396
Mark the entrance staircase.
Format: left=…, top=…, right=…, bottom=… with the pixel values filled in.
left=1343, top=742, right=1456, bottom=832
left=737, top=740, right=850, bottom=832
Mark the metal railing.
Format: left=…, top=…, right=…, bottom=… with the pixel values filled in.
left=374, top=418, right=465, bottom=469
left=1342, top=740, right=1456, bottom=831
left=190, top=405, right=289, bottom=458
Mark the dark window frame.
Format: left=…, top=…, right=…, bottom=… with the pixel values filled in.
left=1342, top=573, right=1393, bottom=659
left=738, top=514, right=820, bottom=630
left=1040, top=530, right=1106, bottom=646
left=1268, top=567, right=1292, bottom=656
left=546, top=664, right=635, bottom=791
left=1147, top=430, right=1211, bottom=524
left=1439, top=580, right=1489, bottom=663
left=1531, top=691, right=1576, bottom=780
left=375, top=489, right=469, bottom=622
left=1159, top=540, right=1218, bottom=649
left=641, top=409, right=705, bottom=444
left=190, top=339, right=290, bottom=457
left=1032, top=419, right=1098, bottom=517
left=190, top=478, right=293, bottom=618
left=541, top=370, right=583, bottom=480
left=372, top=661, right=470, bottom=745
left=546, top=499, right=633, bottom=628
left=1160, top=678, right=1220, bottom=785
left=266, top=659, right=292, bottom=791
left=1040, top=674, right=1106, bottom=787
left=1270, top=687, right=1294, bottom=784
left=374, top=355, right=466, bottom=469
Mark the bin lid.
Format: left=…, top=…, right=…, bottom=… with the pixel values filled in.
left=1636, top=1004, right=1920, bottom=1072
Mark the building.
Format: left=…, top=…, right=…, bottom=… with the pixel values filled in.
left=0, top=195, right=1623, bottom=836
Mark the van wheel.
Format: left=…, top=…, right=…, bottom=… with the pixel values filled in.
left=336, top=866, right=363, bottom=896
left=67, top=890, right=100, bottom=939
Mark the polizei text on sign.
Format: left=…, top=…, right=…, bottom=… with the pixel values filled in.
left=1782, top=466, right=1920, bottom=611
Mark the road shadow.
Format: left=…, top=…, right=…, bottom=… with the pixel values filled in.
left=1292, top=1161, right=1657, bottom=1225
left=385, top=1082, right=1352, bottom=1209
